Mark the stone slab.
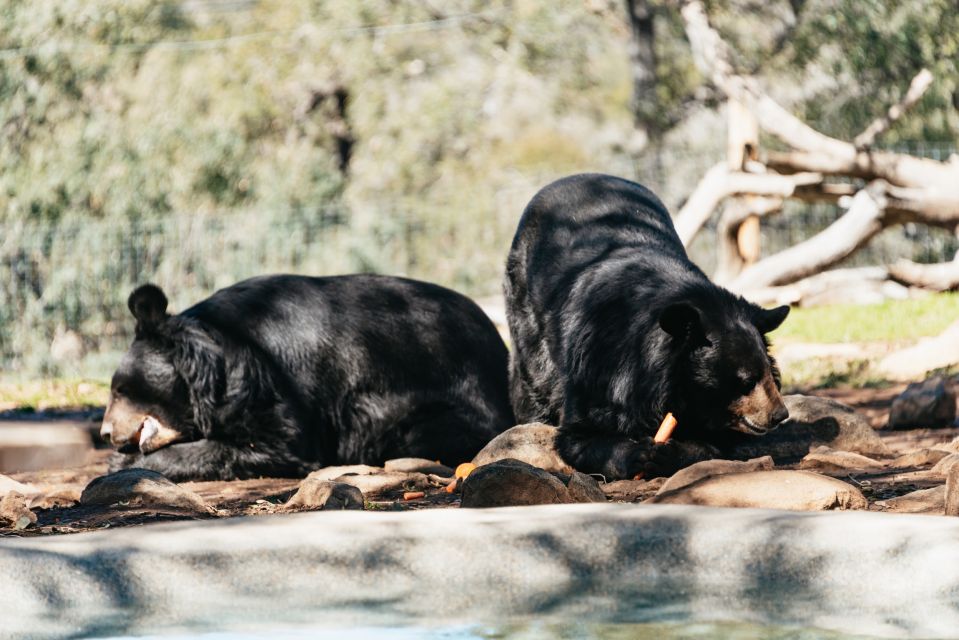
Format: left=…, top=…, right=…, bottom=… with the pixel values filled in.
left=2, top=504, right=959, bottom=639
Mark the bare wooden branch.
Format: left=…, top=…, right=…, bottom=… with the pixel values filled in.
left=674, top=166, right=822, bottom=245
left=854, top=69, right=933, bottom=149
left=878, top=319, right=959, bottom=381
left=678, top=0, right=958, bottom=190
left=728, top=182, right=888, bottom=291
left=888, top=256, right=959, bottom=291
left=740, top=266, right=891, bottom=307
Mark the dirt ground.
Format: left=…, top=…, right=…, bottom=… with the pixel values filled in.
left=2, top=385, right=957, bottom=538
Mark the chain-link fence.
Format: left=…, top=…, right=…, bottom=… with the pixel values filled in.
left=2, top=142, right=956, bottom=379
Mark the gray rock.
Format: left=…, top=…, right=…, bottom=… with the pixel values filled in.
left=647, top=470, right=868, bottom=511
left=657, top=456, right=774, bottom=495
left=333, top=472, right=428, bottom=496
left=876, top=486, right=945, bottom=516
left=726, top=395, right=890, bottom=463
left=565, top=472, right=607, bottom=503
left=890, top=448, right=952, bottom=469
left=384, top=458, right=453, bottom=477
left=888, top=376, right=957, bottom=430
left=798, top=447, right=886, bottom=474
left=283, top=479, right=364, bottom=511
left=80, top=469, right=212, bottom=514
left=471, top=423, right=574, bottom=474
left=0, top=492, right=36, bottom=528
left=307, top=465, right=382, bottom=483
left=461, top=459, right=572, bottom=508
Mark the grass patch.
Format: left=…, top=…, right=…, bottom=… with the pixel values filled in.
left=0, top=379, right=109, bottom=412
left=772, top=292, right=959, bottom=344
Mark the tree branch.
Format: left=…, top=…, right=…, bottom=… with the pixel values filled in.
left=674, top=165, right=821, bottom=245
left=854, top=69, right=933, bottom=149
left=728, top=182, right=889, bottom=291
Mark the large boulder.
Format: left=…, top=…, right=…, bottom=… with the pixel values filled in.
left=725, top=395, right=890, bottom=463
left=888, top=376, right=957, bottom=430
left=471, top=423, right=574, bottom=474
left=656, top=456, right=774, bottom=495
left=646, top=470, right=868, bottom=511
left=80, top=469, right=213, bottom=514
left=461, top=459, right=573, bottom=508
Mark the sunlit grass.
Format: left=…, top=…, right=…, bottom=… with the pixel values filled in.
left=0, top=379, right=109, bottom=412
left=772, top=292, right=959, bottom=344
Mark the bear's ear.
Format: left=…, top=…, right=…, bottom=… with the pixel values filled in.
left=659, top=303, right=706, bottom=344
left=171, top=320, right=224, bottom=437
left=128, top=285, right=169, bottom=335
left=752, top=304, right=790, bottom=334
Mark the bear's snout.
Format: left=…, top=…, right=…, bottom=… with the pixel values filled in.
left=730, top=370, right=789, bottom=435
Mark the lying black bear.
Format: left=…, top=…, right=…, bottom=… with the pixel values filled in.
left=505, top=173, right=790, bottom=480
left=102, top=274, right=515, bottom=481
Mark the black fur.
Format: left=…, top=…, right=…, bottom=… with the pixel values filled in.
left=505, top=174, right=789, bottom=480
left=108, top=274, right=515, bottom=481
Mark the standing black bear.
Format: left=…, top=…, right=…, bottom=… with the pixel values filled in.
left=102, top=274, right=514, bottom=481
left=505, top=173, right=790, bottom=480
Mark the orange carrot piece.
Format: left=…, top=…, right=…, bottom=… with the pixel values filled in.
left=403, top=491, right=425, bottom=501
left=654, top=412, right=678, bottom=444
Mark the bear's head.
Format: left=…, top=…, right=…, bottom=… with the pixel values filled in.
left=100, top=284, right=224, bottom=454
left=659, top=299, right=790, bottom=437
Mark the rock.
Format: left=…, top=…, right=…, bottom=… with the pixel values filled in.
left=565, top=471, right=606, bottom=503
left=646, top=470, right=868, bottom=511
left=798, top=447, right=886, bottom=474
left=876, top=486, right=946, bottom=516
left=80, top=469, right=213, bottom=514
left=384, top=458, right=453, bottom=477
left=946, top=466, right=959, bottom=517
left=307, top=465, right=382, bottom=483
left=0, top=492, right=36, bottom=528
left=936, top=437, right=959, bottom=454
left=461, top=459, right=573, bottom=508
left=471, top=423, right=574, bottom=474
left=0, top=474, right=38, bottom=498
left=657, top=456, right=774, bottom=495
left=890, top=448, right=952, bottom=469
left=283, top=479, right=364, bottom=511
left=888, top=377, right=957, bottom=430
left=601, top=478, right=664, bottom=502
left=932, top=453, right=959, bottom=477
left=333, top=472, right=428, bottom=496
left=726, top=395, right=890, bottom=463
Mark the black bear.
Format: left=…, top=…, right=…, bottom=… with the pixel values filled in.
left=102, top=274, right=515, bottom=481
left=505, top=173, right=790, bottom=480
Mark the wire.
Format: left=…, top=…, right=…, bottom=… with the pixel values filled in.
left=0, top=11, right=496, bottom=59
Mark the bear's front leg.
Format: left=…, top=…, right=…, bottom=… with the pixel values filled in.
left=108, top=439, right=313, bottom=481
left=555, top=424, right=721, bottom=480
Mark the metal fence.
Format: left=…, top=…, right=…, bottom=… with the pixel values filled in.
left=2, top=142, right=956, bottom=379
